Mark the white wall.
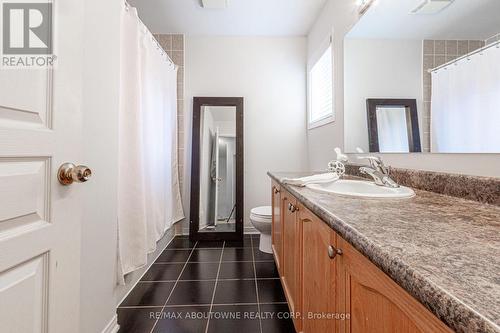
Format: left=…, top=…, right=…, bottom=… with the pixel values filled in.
left=80, top=2, right=177, bottom=332
left=307, top=0, right=359, bottom=172
left=80, top=1, right=121, bottom=332
left=307, top=0, right=500, bottom=177
left=344, top=39, right=423, bottom=152
left=184, top=36, right=308, bottom=231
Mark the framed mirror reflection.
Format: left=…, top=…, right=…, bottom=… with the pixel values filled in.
left=190, top=97, right=244, bottom=241
left=367, top=99, right=421, bottom=153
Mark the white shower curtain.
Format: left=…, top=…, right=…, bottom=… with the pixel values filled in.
left=431, top=44, right=500, bottom=153
left=117, top=5, right=184, bottom=283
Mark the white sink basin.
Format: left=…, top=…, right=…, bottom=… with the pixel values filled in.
left=306, top=179, right=415, bottom=199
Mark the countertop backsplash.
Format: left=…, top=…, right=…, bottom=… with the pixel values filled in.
left=345, top=163, right=500, bottom=206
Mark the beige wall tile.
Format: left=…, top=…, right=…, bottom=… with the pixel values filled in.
left=172, top=35, right=184, bottom=51
left=178, top=131, right=184, bottom=147
left=423, top=70, right=431, bottom=87
left=423, top=101, right=431, bottom=116
left=445, top=40, right=458, bottom=56
left=423, top=40, right=434, bottom=55
left=179, top=155, right=184, bottom=166
left=156, top=34, right=172, bottom=51
left=177, top=99, right=184, bottom=115
left=423, top=117, right=430, bottom=132
left=457, top=40, right=469, bottom=56
left=177, top=82, right=184, bottom=98
left=434, top=55, right=446, bottom=67
left=177, top=66, right=184, bottom=85
left=171, top=50, right=184, bottom=66
left=468, top=40, right=483, bottom=52
left=435, top=40, right=446, bottom=55
left=446, top=55, right=457, bottom=63
left=423, top=55, right=434, bottom=70
left=423, top=85, right=432, bottom=102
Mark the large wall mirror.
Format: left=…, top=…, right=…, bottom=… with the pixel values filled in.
left=190, top=97, right=244, bottom=241
left=344, top=0, right=500, bottom=154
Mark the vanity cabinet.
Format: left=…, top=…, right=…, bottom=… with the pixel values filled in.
left=281, top=189, right=302, bottom=332
left=271, top=184, right=452, bottom=333
left=336, top=237, right=452, bottom=333
left=301, top=206, right=336, bottom=333
left=271, top=181, right=283, bottom=273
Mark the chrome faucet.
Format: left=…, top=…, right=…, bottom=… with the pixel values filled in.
left=358, top=156, right=399, bottom=188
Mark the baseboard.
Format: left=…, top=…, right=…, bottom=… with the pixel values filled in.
left=101, top=314, right=119, bottom=333
left=244, top=226, right=259, bottom=234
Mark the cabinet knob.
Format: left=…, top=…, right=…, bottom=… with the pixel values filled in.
left=273, top=187, right=280, bottom=194
left=288, top=203, right=299, bottom=213
left=328, top=245, right=343, bottom=259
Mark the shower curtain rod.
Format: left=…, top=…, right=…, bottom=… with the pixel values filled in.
left=428, top=33, right=500, bottom=73
left=124, top=1, right=176, bottom=67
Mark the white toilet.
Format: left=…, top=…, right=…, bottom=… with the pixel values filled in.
left=250, top=206, right=273, bottom=254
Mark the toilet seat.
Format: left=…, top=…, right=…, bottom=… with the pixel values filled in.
left=250, top=206, right=272, bottom=221
left=250, top=206, right=273, bottom=254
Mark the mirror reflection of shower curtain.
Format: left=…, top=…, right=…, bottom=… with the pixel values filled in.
left=431, top=44, right=500, bottom=153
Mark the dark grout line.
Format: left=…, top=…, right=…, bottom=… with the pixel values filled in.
left=117, top=301, right=289, bottom=310
left=135, top=277, right=280, bottom=283
left=154, top=260, right=274, bottom=263
left=250, top=236, right=263, bottom=333
left=121, top=235, right=283, bottom=333
left=204, top=241, right=225, bottom=333
left=149, top=240, right=198, bottom=333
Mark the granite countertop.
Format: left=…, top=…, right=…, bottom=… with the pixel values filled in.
left=268, top=171, right=500, bottom=333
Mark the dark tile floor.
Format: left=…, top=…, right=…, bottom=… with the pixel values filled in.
left=117, top=235, right=295, bottom=333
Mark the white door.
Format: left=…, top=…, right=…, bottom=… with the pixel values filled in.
left=0, top=1, right=85, bottom=332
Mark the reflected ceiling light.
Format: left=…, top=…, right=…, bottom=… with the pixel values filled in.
left=201, top=0, right=229, bottom=9
left=411, top=0, right=455, bottom=14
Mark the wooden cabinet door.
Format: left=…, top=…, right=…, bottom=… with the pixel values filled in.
left=301, top=206, right=337, bottom=333
left=336, top=238, right=452, bottom=333
left=281, top=189, right=302, bottom=331
left=271, top=181, right=283, bottom=274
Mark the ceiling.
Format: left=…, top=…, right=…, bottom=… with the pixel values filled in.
left=129, top=0, right=328, bottom=36
left=347, top=0, right=500, bottom=40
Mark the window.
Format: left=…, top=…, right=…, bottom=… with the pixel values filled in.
left=308, top=44, right=334, bottom=128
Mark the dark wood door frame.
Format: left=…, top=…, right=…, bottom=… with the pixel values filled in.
left=189, top=97, right=244, bottom=241
left=366, top=98, right=422, bottom=153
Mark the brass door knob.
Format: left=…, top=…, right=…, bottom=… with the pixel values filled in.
left=58, top=163, right=92, bottom=185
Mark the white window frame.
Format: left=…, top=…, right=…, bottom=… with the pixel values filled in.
left=307, top=35, right=335, bottom=130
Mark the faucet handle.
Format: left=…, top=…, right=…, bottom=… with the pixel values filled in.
left=334, top=147, right=349, bottom=163
left=357, top=155, right=388, bottom=174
